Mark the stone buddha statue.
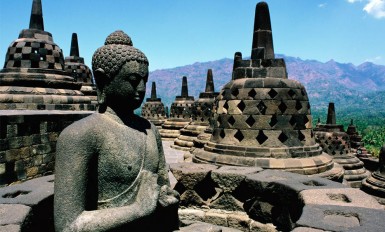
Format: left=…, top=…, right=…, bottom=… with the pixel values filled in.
left=54, top=30, right=179, bottom=232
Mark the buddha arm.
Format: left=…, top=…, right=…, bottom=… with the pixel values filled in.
left=67, top=171, right=159, bottom=232
left=154, top=126, right=170, bottom=186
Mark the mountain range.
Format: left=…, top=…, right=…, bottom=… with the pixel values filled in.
left=145, top=55, right=385, bottom=126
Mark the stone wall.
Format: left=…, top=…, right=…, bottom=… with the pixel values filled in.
left=0, top=110, right=92, bottom=186
left=170, top=163, right=385, bottom=232
left=0, top=166, right=384, bottom=231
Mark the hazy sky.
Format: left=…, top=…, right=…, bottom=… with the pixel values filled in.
left=0, top=0, right=384, bottom=71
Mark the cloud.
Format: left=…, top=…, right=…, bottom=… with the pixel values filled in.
left=365, top=56, right=383, bottom=62
left=363, top=0, right=385, bottom=18
left=318, top=3, right=327, bottom=8
left=347, top=0, right=362, bottom=3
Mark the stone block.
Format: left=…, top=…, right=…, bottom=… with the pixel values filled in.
left=300, top=188, right=383, bottom=209
left=249, top=220, right=277, bottom=232
left=204, top=211, right=228, bottom=227
left=170, top=163, right=218, bottom=190
left=210, top=193, right=244, bottom=211
left=227, top=213, right=251, bottom=231
left=178, top=208, right=205, bottom=222
left=296, top=205, right=385, bottom=232
left=212, top=166, right=262, bottom=192
left=0, top=204, right=32, bottom=229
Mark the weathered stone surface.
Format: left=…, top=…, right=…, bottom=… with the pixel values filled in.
left=300, top=188, right=383, bottom=210
left=0, top=204, right=31, bottom=228
left=296, top=205, right=385, bottom=232
left=170, top=163, right=219, bottom=190
left=210, top=193, right=244, bottom=211
left=211, top=166, right=263, bottom=192
left=0, top=224, right=22, bottom=232
left=178, top=208, right=205, bottom=222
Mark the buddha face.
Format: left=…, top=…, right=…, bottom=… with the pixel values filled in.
left=104, top=60, right=149, bottom=111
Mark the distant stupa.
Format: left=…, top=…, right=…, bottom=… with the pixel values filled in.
left=173, top=69, right=219, bottom=151
left=64, top=33, right=97, bottom=103
left=314, top=102, right=369, bottom=187
left=141, top=81, right=167, bottom=128
left=159, top=76, right=194, bottom=139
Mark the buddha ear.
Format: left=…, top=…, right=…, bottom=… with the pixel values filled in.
left=93, top=68, right=108, bottom=90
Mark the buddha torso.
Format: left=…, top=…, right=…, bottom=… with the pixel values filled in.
left=79, top=108, right=161, bottom=209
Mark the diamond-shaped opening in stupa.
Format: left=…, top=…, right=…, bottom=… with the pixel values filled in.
left=278, top=101, right=287, bottom=113
left=298, top=131, right=306, bottom=141
left=269, top=114, right=278, bottom=127
left=220, top=130, right=226, bottom=139
left=245, top=115, right=256, bottom=128
left=288, top=89, right=296, bottom=98
left=237, top=101, right=246, bottom=112
left=228, top=116, right=236, bottom=126
left=295, top=100, right=303, bottom=111
left=232, top=88, right=239, bottom=97
left=223, top=101, right=229, bottom=111
left=289, top=116, right=297, bottom=126
left=248, top=89, right=257, bottom=98
left=256, top=130, right=268, bottom=144
left=234, top=130, right=244, bottom=142
left=257, top=101, right=267, bottom=115
left=268, top=88, right=278, bottom=99
left=278, top=132, right=288, bottom=143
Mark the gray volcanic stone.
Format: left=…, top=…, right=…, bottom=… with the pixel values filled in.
left=0, top=175, right=53, bottom=206
left=179, top=221, right=242, bottom=232
left=170, top=163, right=219, bottom=190
left=245, top=170, right=346, bottom=198
left=0, top=204, right=31, bottom=229
left=300, top=188, right=383, bottom=210
left=211, top=166, right=263, bottom=192
left=295, top=205, right=385, bottom=232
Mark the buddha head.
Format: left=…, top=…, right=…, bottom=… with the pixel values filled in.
left=92, top=30, right=149, bottom=113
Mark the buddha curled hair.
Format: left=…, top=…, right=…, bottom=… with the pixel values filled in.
left=92, top=30, right=149, bottom=80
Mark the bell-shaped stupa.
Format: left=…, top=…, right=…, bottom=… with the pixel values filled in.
left=193, top=2, right=342, bottom=179
left=314, top=103, right=369, bottom=187
left=141, top=82, right=167, bottom=128
left=159, top=76, right=194, bottom=139
left=362, top=145, right=385, bottom=204
left=173, top=69, right=219, bottom=151
left=64, top=33, right=97, bottom=103
left=0, top=0, right=93, bottom=111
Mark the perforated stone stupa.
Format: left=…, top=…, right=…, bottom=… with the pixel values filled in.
left=362, top=145, right=385, bottom=204
left=173, top=69, right=219, bottom=151
left=141, top=81, right=167, bottom=128
left=0, top=0, right=93, bottom=111
left=314, top=103, right=369, bottom=187
left=193, top=2, right=342, bottom=179
left=64, top=33, right=97, bottom=103
left=159, top=76, right=194, bottom=139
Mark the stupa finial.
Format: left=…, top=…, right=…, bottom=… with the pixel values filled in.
left=181, top=76, right=188, bottom=97
left=326, top=102, right=336, bottom=125
left=251, top=1, right=274, bottom=60
left=70, top=33, right=80, bottom=57
left=151, top=82, right=157, bottom=99
left=29, top=0, right=44, bottom=31
left=205, top=69, right=214, bottom=93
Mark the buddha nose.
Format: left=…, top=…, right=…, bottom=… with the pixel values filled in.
left=136, top=79, right=145, bottom=93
